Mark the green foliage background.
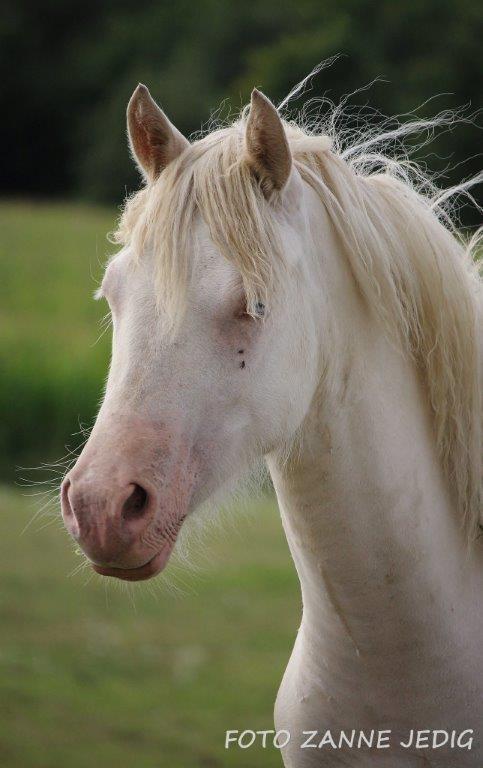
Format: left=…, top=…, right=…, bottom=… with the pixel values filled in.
left=0, top=202, right=114, bottom=478
left=2, top=0, right=482, bottom=202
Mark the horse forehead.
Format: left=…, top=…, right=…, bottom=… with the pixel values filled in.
left=191, top=222, right=241, bottom=296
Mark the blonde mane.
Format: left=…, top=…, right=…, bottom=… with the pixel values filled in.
left=114, top=100, right=482, bottom=541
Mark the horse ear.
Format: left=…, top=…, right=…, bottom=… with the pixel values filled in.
left=127, top=84, right=189, bottom=181
left=245, top=89, right=292, bottom=196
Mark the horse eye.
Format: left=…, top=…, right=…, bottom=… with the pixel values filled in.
left=254, top=302, right=265, bottom=317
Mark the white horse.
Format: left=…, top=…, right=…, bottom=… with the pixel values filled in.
left=61, top=83, right=482, bottom=767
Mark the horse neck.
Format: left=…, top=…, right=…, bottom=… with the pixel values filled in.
left=267, top=243, right=472, bottom=664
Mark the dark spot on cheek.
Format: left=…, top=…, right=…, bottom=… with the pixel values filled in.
left=240, top=360, right=245, bottom=369
left=238, top=349, right=244, bottom=354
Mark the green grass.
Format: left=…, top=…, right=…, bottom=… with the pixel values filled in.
left=0, top=201, right=115, bottom=478
left=0, top=486, right=299, bottom=768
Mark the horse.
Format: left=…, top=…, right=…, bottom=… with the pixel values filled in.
left=60, top=82, right=482, bottom=767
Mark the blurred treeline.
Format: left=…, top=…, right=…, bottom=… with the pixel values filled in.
left=2, top=0, right=482, bottom=205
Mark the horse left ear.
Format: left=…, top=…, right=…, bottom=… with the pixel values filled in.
left=127, top=84, right=189, bottom=181
left=245, top=89, right=292, bottom=196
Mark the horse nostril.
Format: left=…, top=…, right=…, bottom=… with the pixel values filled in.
left=61, top=477, right=80, bottom=538
left=61, top=478, right=71, bottom=513
left=122, top=483, right=149, bottom=520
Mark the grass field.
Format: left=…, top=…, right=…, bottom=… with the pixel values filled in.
left=0, top=486, right=299, bottom=768
left=0, top=201, right=115, bottom=478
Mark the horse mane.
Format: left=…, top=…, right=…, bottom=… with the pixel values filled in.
left=113, top=91, right=482, bottom=541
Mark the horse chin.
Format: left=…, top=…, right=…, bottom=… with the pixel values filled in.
left=91, top=539, right=176, bottom=581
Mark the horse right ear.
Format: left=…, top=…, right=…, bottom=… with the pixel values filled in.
left=245, top=89, right=292, bottom=197
left=127, top=84, right=189, bottom=181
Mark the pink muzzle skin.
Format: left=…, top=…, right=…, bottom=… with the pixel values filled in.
left=60, top=416, right=197, bottom=581
left=92, top=539, right=177, bottom=581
